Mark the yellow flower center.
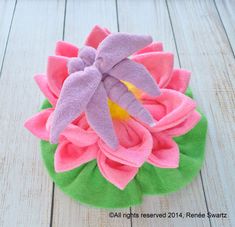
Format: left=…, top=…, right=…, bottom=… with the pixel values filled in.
left=108, top=81, right=142, bottom=120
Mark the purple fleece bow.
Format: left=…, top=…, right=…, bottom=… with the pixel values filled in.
left=50, top=33, right=160, bottom=149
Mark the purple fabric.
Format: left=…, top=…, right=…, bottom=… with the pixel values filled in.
left=103, top=76, right=156, bottom=126
left=51, top=33, right=160, bottom=149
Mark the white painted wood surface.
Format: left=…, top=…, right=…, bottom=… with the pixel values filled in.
left=167, top=1, right=235, bottom=226
left=0, top=0, right=234, bottom=226
left=0, top=0, right=65, bottom=226
left=215, top=0, right=235, bottom=53
left=0, top=0, right=16, bottom=70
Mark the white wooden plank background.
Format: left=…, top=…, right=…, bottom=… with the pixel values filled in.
left=0, top=0, right=234, bottom=226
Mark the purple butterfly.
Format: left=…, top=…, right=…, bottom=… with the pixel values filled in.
left=50, top=33, right=160, bottom=149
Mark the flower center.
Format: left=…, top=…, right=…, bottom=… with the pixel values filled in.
left=108, top=81, right=142, bottom=120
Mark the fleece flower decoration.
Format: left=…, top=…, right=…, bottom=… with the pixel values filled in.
left=51, top=33, right=160, bottom=149
left=24, top=25, right=207, bottom=208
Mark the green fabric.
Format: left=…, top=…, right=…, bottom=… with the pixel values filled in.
left=40, top=88, right=207, bottom=208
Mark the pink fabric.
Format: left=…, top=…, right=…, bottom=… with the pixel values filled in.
left=132, top=52, right=174, bottom=88
left=166, top=69, right=190, bottom=93
left=85, top=25, right=110, bottom=49
left=24, top=108, right=53, bottom=140
left=55, top=41, right=79, bottom=57
left=97, top=151, right=138, bottom=190
left=142, top=89, right=197, bottom=133
left=99, top=119, right=153, bottom=167
left=55, top=140, right=98, bottom=172
left=47, top=56, right=69, bottom=96
left=161, top=110, right=201, bottom=137
left=25, top=25, right=201, bottom=190
left=147, top=134, right=179, bottom=168
left=34, top=74, right=57, bottom=106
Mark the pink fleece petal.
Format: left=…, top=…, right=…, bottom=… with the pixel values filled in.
left=99, top=119, right=153, bottom=167
left=62, top=120, right=98, bottom=147
left=166, top=69, right=191, bottom=93
left=162, top=111, right=201, bottom=137
left=132, top=52, right=173, bottom=88
left=85, top=25, right=110, bottom=49
left=97, top=150, right=138, bottom=190
left=54, top=140, right=98, bottom=172
left=147, top=134, right=179, bottom=168
left=47, top=55, right=69, bottom=96
left=133, top=42, right=163, bottom=55
left=34, top=74, right=57, bottom=106
left=142, top=89, right=197, bottom=133
left=55, top=41, right=79, bottom=57
left=24, top=108, right=53, bottom=140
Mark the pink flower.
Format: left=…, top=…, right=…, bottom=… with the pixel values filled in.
left=25, top=25, right=200, bottom=190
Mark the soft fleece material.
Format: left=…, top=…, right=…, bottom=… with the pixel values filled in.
left=25, top=25, right=202, bottom=191
left=24, top=26, right=207, bottom=206
left=25, top=88, right=200, bottom=190
left=39, top=88, right=207, bottom=208
left=51, top=33, right=160, bottom=149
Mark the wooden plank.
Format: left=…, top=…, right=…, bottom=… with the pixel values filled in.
left=167, top=0, right=235, bottom=226
left=0, top=0, right=65, bottom=226
left=214, top=0, right=235, bottom=54
left=51, top=1, right=131, bottom=227
left=117, top=0, right=210, bottom=227
left=0, top=0, right=16, bottom=70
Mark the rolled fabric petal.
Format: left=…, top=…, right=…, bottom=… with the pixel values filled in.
left=85, top=25, right=110, bottom=49
left=97, top=150, right=138, bottom=190
left=50, top=66, right=102, bottom=144
left=86, top=83, right=118, bottom=149
left=142, top=89, right=197, bottom=133
left=103, top=76, right=155, bottom=127
left=162, top=110, right=201, bottom=137
left=55, top=41, right=79, bottom=57
left=54, top=140, right=98, bottom=172
left=34, top=74, right=57, bottom=106
left=24, top=108, right=53, bottom=140
left=99, top=119, right=153, bottom=167
left=108, top=58, right=160, bottom=97
left=47, top=55, right=69, bottom=96
left=132, top=52, right=173, bottom=88
left=134, top=42, right=163, bottom=55
left=147, top=134, right=179, bottom=168
left=96, top=33, right=152, bottom=73
left=62, top=122, right=98, bottom=147
left=166, top=69, right=191, bottom=93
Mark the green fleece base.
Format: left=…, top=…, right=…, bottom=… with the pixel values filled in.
left=40, top=89, right=208, bottom=208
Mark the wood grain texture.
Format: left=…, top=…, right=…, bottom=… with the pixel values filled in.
left=51, top=1, right=131, bottom=227
left=0, top=0, right=16, bottom=70
left=167, top=0, right=235, bottom=226
left=215, top=0, right=235, bottom=54
left=0, top=0, right=234, bottom=226
left=0, top=0, right=65, bottom=226
left=117, top=0, right=210, bottom=226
